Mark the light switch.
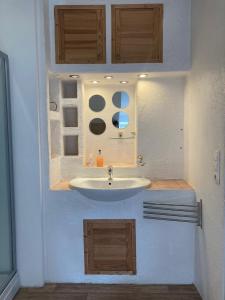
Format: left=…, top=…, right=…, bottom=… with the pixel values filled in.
left=214, top=150, right=221, bottom=185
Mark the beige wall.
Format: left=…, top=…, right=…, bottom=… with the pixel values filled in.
left=184, top=0, right=225, bottom=299
left=137, top=77, right=185, bottom=179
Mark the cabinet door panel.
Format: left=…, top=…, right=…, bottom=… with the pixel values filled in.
left=112, top=4, right=163, bottom=63
left=84, top=219, right=136, bottom=274
left=55, top=5, right=106, bottom=64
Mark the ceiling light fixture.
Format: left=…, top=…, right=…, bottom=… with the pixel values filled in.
left=69, top=74, right=80, bottom=79
left=138, top=74, right=148, bottom=78
left=91, top=80, right=100, bottom=84
left=104, top=75, right=113, bottom=79
left=120, top=80, right=128, bottom=84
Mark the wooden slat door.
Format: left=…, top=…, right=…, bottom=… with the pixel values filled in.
left=55, top=5, right=106, bottom=64
left=84, top=219, right=136, bottom=274
left=112, top=4, right=163, bottom=63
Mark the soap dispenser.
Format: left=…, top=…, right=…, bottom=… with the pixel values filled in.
left=96, top=149, right=104, bottom=167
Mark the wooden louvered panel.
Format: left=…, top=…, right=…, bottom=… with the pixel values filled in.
left=55, top=5, right=106, bottom=64
left=84, top=220, right=136, bottom=274
left=112, top=4, right=163, bottom=63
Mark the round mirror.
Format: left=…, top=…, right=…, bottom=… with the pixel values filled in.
left=112, top=112, right=129, bottom=129
left=89, top=95, right=105, bottom=112
left=112, top=91, right=129, bottom=109
left=89, top=118, right=106, bottom=135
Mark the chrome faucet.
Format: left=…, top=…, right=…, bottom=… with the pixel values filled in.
left=107, top=165, right=113, bottom=181
left=137, top=154, right=145, bottom=166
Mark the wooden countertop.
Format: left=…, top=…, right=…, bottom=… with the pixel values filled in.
left=51, top=180, right=193, bottom=191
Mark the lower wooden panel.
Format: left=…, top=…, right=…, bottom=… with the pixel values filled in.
left=83, top=219, right=136, bottom=274
left=14, top=284, right=202, bottom=300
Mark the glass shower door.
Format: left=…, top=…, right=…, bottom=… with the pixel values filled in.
left=0, top=51, right=16, bottom=294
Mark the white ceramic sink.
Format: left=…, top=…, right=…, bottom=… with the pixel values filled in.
left=69, top=177, right=151, bottom=201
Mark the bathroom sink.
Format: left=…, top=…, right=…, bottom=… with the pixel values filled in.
left=69, top=177, right=151, bottom=201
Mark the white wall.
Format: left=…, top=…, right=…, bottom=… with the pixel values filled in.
left=46, top=77, right=190, bottom=283
left=0, top=0, right=44, bottom=287
left=48, top=0, right=191, bottom=73
left=45, top=189, right=195, bottom=284
left=0, top=0, right=195, bottom=288
left=136, top=77, right=185, bottom=179
left=44, top=1, right=192, bottom=283
left=184, top=0, right=225, bottom=299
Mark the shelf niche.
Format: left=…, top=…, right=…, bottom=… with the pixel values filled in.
left=49, top=77, right=60, bottom=112
left=61, top=80, right=77, bottom=98
left=63, top=135, right=79, bottom=156
left=63, top=107, right=78, bottom=127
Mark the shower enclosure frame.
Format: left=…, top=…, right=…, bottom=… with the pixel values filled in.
left=0, top=50, right=17, bottom=295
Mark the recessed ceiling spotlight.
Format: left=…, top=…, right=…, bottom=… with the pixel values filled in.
left=69, top=74, right=80, bottom=79
left=120, top=80, right=128, bottom=84
left=104, top=75, right=113, bottom=79
left=138, top=74, right=148, bottom=78
left=91, top=80, right=100, bottom=84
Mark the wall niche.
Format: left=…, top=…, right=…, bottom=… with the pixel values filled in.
left=84, top=83, right=137, bottom=168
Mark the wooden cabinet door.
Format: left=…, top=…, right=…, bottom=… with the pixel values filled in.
left=84, top=219, right=136, bottom=274
left=55, top=5, right=106, bottom=64
left=112, top=4, right=163, bottom=63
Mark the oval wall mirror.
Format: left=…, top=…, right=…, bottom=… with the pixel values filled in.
left=89, top=95, right=106, bottom=112
left=112, top=112, right=129, bottom=129
left=112, top=91, right=129, bottom=109
left=89, top=118, right=106, bottom=135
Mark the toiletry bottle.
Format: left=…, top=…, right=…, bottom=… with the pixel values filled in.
left=87, top=154, right=94, bottom=167
left=96, top=149, right=104, bottom=167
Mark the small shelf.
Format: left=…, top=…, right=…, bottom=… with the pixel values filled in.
left=51, top=155, right=61, bottom=161
left=49, top=111, right=60, bottom=121
left=61, top=99, right=78, bottom=106
left=109, top=132, right=136, bottom=140
left=83, top=163, right=136, bottom=168
left=63, top=127, right=79, bottom=135
left=110, top=136, right=135, bottom=140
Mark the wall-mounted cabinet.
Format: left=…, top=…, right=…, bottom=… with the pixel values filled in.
left=112, top=4, right=163, bottom=63
left=54, top=4, right=163, bottom=65
left=55, top=5, right=106, bottom=64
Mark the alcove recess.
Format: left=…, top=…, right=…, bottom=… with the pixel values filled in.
left=84, top=83, right=137, bottom=168
left=48, top=74, right=82, bottom=186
